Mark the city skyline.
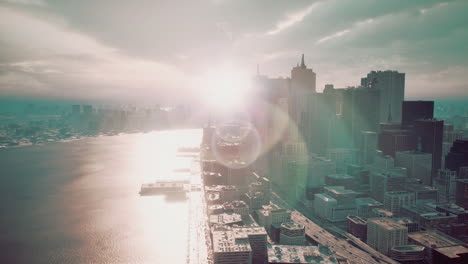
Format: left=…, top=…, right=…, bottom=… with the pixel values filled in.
left=1, top=0, right=468, bottom=103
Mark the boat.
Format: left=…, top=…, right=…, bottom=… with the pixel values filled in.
left=139, top=179, right=189, bottom=196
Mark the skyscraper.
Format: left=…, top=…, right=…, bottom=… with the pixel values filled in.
left=361, top=70, right=405, bottom=123
left=413, top=119, right=444, bottom=181
left=290, top=54, right=316, bottom=126
left=367, top=218, right=408, bottom=255
left=401, top=101, right=434, bottom=128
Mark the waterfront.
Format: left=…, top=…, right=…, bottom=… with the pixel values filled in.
left=0, top=129, right=202, bottom=263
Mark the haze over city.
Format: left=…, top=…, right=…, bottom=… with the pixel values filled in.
left=1, top=1, right=468, bottom=264
left=1, top=0, right=468, bottom=103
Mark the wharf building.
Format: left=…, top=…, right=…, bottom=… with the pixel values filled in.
left=367, top=218, right=408, bottom=255
left=279, top=222, right=305, bottom=245
left=408, top=230, right=468, bottom=264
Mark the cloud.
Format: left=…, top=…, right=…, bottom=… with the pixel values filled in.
left=266, top=2, right=320, bottom=35
left=0, top=6, right=189, bottom=102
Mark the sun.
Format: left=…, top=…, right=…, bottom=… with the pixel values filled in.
left=198, top=68, right=251, bottom=110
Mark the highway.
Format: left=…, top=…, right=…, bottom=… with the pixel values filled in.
left=271, top=192, right=399, bottom=264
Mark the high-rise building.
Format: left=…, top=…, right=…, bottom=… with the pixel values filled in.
left=434, top=169, right=458, bottom=203
left=367, top=218, right=408, bottom=255
left=413, top=119, right=444, bottom=181
left=395, top=151, right=432, bottom=185
left=370, top=169, right=407, bottom=202
left=384, top=191, right=416, bottom=216
left=401, top=101, right=434, bottom=128
left=361, top=70, right=405, bottom=123
left=341, top=87, right=381, bottom=147
left=360, top=131, right=378, bottom=165
left=455, top=179, right=468, bottom=209
left=445, top=140, right=468, bottom=174
left=306, top=156, right=336, bottom=188
left=290, top=54, right=316, bottom=126
left=232, top=227, right=268, bottom=264
left=326, top=148, right=358, bottom=173
left=378, top=125, right=417, bottom=157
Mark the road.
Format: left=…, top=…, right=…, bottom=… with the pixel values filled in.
left=271, top=192, right=398, bottom=264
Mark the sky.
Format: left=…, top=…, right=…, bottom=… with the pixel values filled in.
left=0, top=0, right=467, bottom=103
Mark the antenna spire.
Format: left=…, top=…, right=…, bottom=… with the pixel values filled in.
left=300, top=54, right=306, bottom=68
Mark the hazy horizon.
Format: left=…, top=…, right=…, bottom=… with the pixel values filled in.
left=1, top=0, right=468, bottom=103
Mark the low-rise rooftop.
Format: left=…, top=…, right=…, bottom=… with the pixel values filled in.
left=268, top=245, right=337, bottom=264
left=408, top=230, right=465, bottom=248
left=213, top=230, right=252, bottom=253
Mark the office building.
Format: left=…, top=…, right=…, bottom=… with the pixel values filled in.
left=408, top=230, right=468, bottom=264
left=314, top=186, right=358, bottom=222
left=326, top=148, right=358, bottom=173
left=404, top=184, right=438, bottom=204
left=395, top=151, right=432, bottom=185
left=389, top=245, right=425, bottom=263
left=367, top=218, right=408, bottom=255
left=401, top=101, right=434, bottom=128
left=434, top=169, right=457, bottom=203
left=307, top=156, right=336, bottom=188
left=233, top=227, right=268, bottom=264
left=325, top=174, right=355, bottom=190
left=361, top=70, right=405, bottom=123
left=446, top=140, right=468, bottom=173
left=279, top=222, right=305, bottom=245
left=378, top=126, right=417, bottom=157
left=267, top=245, right=338, bottom=264
left=413, top=119, right=444, bottom=181
left=455, top=179, right=468, bottom=209
left=384, top=191, right=416, bottom=216
left=370, top=169, right=406, bottom=202
left=355, top=197, right=383, bottom=218
left=213, top=230, right=252, bottom=264
left=347, top=215, right=367, bottom=241
left=360, top=131, right=378, bottom=165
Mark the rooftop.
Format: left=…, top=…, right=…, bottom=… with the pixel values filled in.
left=368, top=218, right=406, bottom=230
left=390, top=245, right=425, bottom=252
left=408, top=230, right=465, bottom=248
left=213, top=230, right=252, bottom=253
left=356, top=197, right=383, bottom=207
left=434, top=245, right=468, bottom=259
left=281, top=221, right=305, bottom=230
left=209, top=213, right=242, bottom=225
left=327, top=173, right=354, bottom=180
left=232, top=226, right=267, bottom=239
left=347, top=215, right=367, bottom=225
left=267, top=245, right=337, bottom=264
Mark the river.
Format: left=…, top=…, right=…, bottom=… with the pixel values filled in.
left=0, top=129, right=202, bottom=263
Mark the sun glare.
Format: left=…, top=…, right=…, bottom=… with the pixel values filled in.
left=199, top=68, right=251, bottom=110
